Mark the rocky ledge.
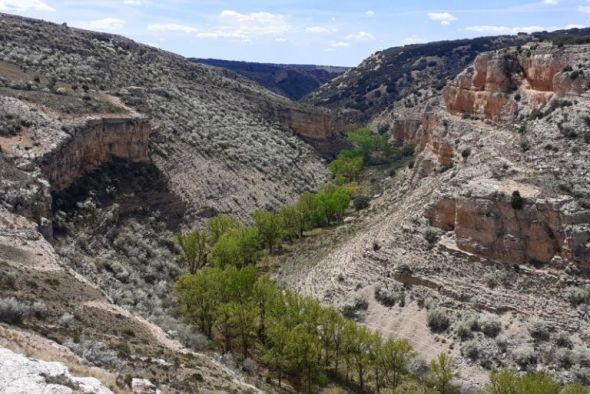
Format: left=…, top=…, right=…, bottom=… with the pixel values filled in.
left=443, top=43, right=590, bottom=120
left=425, top=180, right=590, bottom=271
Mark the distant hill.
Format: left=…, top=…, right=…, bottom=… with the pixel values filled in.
left=192, top=58, right=349, bottom=100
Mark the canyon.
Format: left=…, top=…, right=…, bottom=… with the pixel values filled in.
left=1, top=11, right=590, bottom=394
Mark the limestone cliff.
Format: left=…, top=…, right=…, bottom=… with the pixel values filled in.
left=424, top=180, right=590, bottom=269
left=39, top=116, right=150, bottom=190
left=443, top=44, right=590, bottom=120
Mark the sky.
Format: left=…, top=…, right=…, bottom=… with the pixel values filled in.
left=1, top=0, right=589, bottom=67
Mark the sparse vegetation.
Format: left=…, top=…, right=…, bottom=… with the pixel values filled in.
left=427, top=308, right=451, bottom=333
left=479, top=315, right=502, bottom=338
left=0, top=297, right=30, bottom=324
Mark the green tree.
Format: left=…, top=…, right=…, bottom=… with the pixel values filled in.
left=263, top=321, right=290, bottom=388
left=253, top=276, right=282, bottom=340
left=208, top=227, right=261, bottom=268
left=427, top=353, right=459, bottom=394
left=279, top=204, right=306, bottom=240
left=298, top=193, right=323, bottom=228
left=284, top=325, right=322, bottom=393
left=329, top=150, right=364, bottom=181
left=380, top=338, right=415, bottom=388
left=253, top=210, right=284, bottom=254
left=207, top=214, right=240, bottom=244
left=343, top=322, right=374, bottom=392
left=174, top=267, right=224, bottom=337
left=346, top=128, right=390, bottom=165
left=317, top=308, right=345, bottom=369
left=177, top=229, right=209, bottom=273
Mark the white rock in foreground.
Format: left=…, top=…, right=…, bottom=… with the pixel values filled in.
left=0, top=347, right=113, bottom=394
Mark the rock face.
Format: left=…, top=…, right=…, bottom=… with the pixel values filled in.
left=391, top=112, right=455, bottom=169
left=277, top=107, right=344, bottom=140
left=443, top=44, right=590, bottom=120
left=0, top=346, right=113, bottom=394
left=40, top=116, right=150, bottom=190
left=425, top=180, right=590, bottom=269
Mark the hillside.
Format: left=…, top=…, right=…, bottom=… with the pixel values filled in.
left=0, top=12, right=343, bottom=392
left=277, top=40, right=590, bottom=390
left=193, top=58, right=349, bottom=100
left=304, top=27, right=590, bottom=123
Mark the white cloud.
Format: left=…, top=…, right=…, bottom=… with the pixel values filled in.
left=565, top=23, right=586, bottom=29
left=579, top=5, right=590, bottom=13
left=0, top=0, right=54, bottom=12
left=427, top=12, right=457, bottom=26
left=345, top=31, right=374, bottom=42
left=123, top=0, right=142, bottom=5
left=400, top=34, right=423, bottom=45
left=365, top=10, right=375, bottom=17
left=148, top=23, right=198, bottom=34
left=331, top=41, right=349, bottom=48
left=465, top=25, right=545, bottom=34
left=305, top=26, right=331, bottom=34
left=195, top=10, right=293, bottom=42
left=74, top=17, right=125, bottom=32
left=543, top=0, right=559, bottom=4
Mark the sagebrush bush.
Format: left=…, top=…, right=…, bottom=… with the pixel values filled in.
left=479, top=315, right=502, bottom=338
left=374, top=286, right=396, bottom=307
left=427, top=308, right=451, bottom=332
left=528, top=318, right=550, bottom=341
left=64, top=338, right=124, bottom=368
left=554, top=331, right=573, bottom=349
left=565, top=286, right=590, bottom=305
left=513, top=345, right=537, bottom=367
left=0, top=297, right=30, bottom=324
left=454, top=321, right=473, bottom=340
left=461, top=340, right=480, bottom=360
left=572, top=347, right=590, bottom=368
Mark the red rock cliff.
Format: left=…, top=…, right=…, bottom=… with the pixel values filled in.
left=443, top=45, right=590, bottom=120
left=40, top=116, right=150, bottom=190
left=425, top=180, right=590, bottom=271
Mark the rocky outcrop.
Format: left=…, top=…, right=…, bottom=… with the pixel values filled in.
left=443, top=44, right=590, bottom=120
left=390, top=111, right=455, bottom=169
left=425, top=180, right=590, bottom=270
left=39, top=116, right=150, bottom=190
left=0, top=346, right=114, bottom=394
left=282, top=107, right=344, bottom=140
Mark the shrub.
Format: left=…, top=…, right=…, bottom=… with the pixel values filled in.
left=427, top=308, right=451, bottom=333
left=0, top=297, right=30, bottom=324
left=423, top=227, right=439, bottom=245
left=572, top=347, right=590, bottom=368
left=528, top=318, right=550, bottom=341
left=565, top=286, right=589, bottom=305
left=512, top=345, right=537, bottom=367
left=374, top=286, right=396, bottom=307
left=461, top=148, right=471, bottom=160
left=461, top=340, right=480, bottom=360
left=584, top=132, right=590, bottom=144
left=0, top=271, right=17, bottom=289
left=352, top=195, right=370, bottom=210
left=511, top=191, right=524, bottom=210
left=554, top=331, right=573, bottom=349
left=64, top=338, right=124, bottom=368
left=454, top=321, right=473, bottom=340
left=479, top=315, right=502, bottom=338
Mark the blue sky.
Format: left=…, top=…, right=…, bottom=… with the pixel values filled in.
left=1, top=0, right=589, bottom=66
